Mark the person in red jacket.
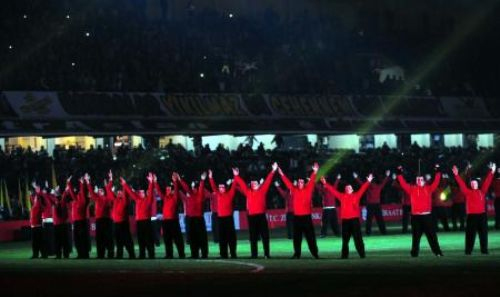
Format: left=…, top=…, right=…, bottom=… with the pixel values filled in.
left=355, top=170, right=390, bottom=235
left=209, top=168, right=239, bottom=259
left=321, top=174, right=373, bottom=258
left=450, top=165, right=471, bottom=231
left=234, top=162, right=277, bottom=259
left=431, top=175, right=451, bottom=232
left=121, top=173, right=155, bottom=259
left=66, top=176, right=91, bottom=259
left=274, top=181, right=294, bottom=239
left=392, top=174, right=411, bottom=233
left=452, top=163, right=495, bottom=254
left=207, top=187, right=219, bottom=244
left=278, top=162, right=319, bottom=259
left=43, top=185, right=72, bottom=259
left=492, top=168, right=500, bottom=230
left=29, top=188, right=44, bottom=259
left=316, top=174, right=341, bottom=237
left=155, top=172, right=185, bottom=259
left=39, top=181, right=55, bottom=257
left=397, top=164, right=443, bottom=257
left=178, top=172, right=209, bottom=259
left=84, top=173, right=114, bottom=259
left=106, top=171, right=135, bottom=259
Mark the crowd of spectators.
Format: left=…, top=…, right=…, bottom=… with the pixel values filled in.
left=1, top=0, right=495, bottom=96
left=1, top=139, right=499, bottom=220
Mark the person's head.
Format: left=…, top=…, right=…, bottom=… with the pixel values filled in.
left=166, top=186, right=172, bottom=195
left=218, top=184, right=226, bottom=193
left=345, top=184, right=353, bottom=194
left=416, top=176, right=425, bottom=187
left=138, top=189, right=145, bottom=198
left=470, top=179, right=479, bottom=190
left=97, top=188, right=104, bottom=196
left=117, top=190, right=124, bottom=198
left=297, top=179, right=305, bottom=189
left=250, top=180, right=259, bottom=191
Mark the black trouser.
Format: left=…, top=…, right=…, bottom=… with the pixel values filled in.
left=162, top=219, right=185, bottom=258
left=96, top=218, right=114, bottom=259
left=248, top=214, right=270, bottom=258
left=410, top=214, right=442, bottom=257
left=152, top=219, right=161, bottom=247
left=73, top=220, right=90, bottom=259
left=54, top=223, right=71, bottom=258
left=365, top=204, right=386, bottom=235
left=292, top=215, right=318, bottom=258
left=31, top=226, right=43, bottom=258
left=320, top=208, right=339, bottom=236
left=184, top=216, right=190, bottom=244
left=218, top=216, right=237, bottom=258
left=136, top=219, right=155, bottom=259
left=187, top=216, right=208, bottom=258
left=432, top=207, right=450, bottom=231
left=402, top=205, right=411, bottom=233
left=211, top=212, right=219, bottom=243
left=42, top=222, right=55, bottom=256
left=114, top=220, right=135, bottom=259
left=451, top=203, right=465, bottom=231
left=465, top=213, right=488, bottom=254
left=341, top=218, right=365, bottom=258
left=286, top=212, right=294, bottom=239
left=495, top=199, right=500, bottom=230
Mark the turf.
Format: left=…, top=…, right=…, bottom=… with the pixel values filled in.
left=1, top=228, right=499, bottom=296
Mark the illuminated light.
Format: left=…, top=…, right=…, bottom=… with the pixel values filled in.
left=229, top=13, right=234, bottom=18
left=112, top=156, right=117, bottom=161
left=440, top=192, right=447, bottom=201
left=66, top=15, right=70, bottom=19
left=8, top=45, right=13, bottom=50
left=85, top=32, right=90, bottom=37
left=199, top=73, right=205, bottom=78
left=71, top=62, right=76, bottom=67
left=203, top=55, right=207, bottom=60
left=160, top=156, right=165, bottom=160
left=23, top=14, right=28, bottom=19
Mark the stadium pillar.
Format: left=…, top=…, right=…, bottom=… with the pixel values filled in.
left=396, top=133, right=411, bottom=150
left=463, top=134, right=478, bottom=149
left=46, top=138, right=55, bottom=157
left=0, top=138, right=4, bottom=151
left=142, top=135, right=159, bottom=149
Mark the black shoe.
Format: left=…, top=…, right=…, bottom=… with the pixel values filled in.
left=313, top=254, right=320, bottom=259
left=435, top=252, right=444, bottom=257
left=340, top=255, right=348, bottom=259
left=481, top=251, right=489, bottom=255
left=360, top=254, right=366, bottom=259
left=250, top=255, right=258, bottom=259
left=30, top=256, right=39, bottom=259
left=164, top=256, right=173, bottom=259
left=264, top=255, right=271, bottom=259
left=290, top=255, right=300, bottom=259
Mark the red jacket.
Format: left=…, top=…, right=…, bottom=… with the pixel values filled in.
left=41, top=191, right=53, bottom=220
left=234, top=171, right=275, bottom=215
left=492, top=179, right=500, bottom=200
left=393, top=180, right=411, bottom=206
left=454, top=171, right=493, bottom=214
left=210, top=177, right=237, bottom=217
left=179, top=179, right=206, bottom=217
left=397, top=173, right=441, bottom=215
left=323, top=181, right=371, bottom=219
left=29, top=194, right=43, bottom=227
left=275, top=185, right=293, bottom=213
left=356, top=177, right=389, bottom=204
left=44, top=191, right=70, bottom=225
left=107, top=186, right=129, bottom=223
left=280, top=172, right=317, bottom=216
left=154, top=181, right=180, bottom=220
left=67, top=181, right=88, bottom=222
left=122, top=181, right=154, bottom=221
left=87, top=181, right=112, bottom=219
left=316, top=179, right=339, bottom=208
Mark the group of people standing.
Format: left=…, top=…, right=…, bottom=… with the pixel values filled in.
left=28, top=160, right=499, bottom=260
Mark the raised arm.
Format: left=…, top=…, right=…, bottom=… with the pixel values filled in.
left=396, top=166, right=412, bottom=194
left=120, top=177, right=137, bottom=201
left=208, top=169, right=218, bottom=193
left=305, top=163, right=319, bottom=191
left=85, top=174, right=98, bottom=201
left=452, top=165, right=469, bottom=194
left=259, top=162, right=278, bottom=194
left=278, top=167, right=294, bottom=191
left=429, top=170, right=442, bottom=193
left=356, top=175, right=373, bottom=199
left=274, top=182, right=289, bottom=199
left=481, top=163, right=496, bottom=193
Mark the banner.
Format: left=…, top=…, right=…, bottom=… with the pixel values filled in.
left=2, top=91, right=69, bottom=118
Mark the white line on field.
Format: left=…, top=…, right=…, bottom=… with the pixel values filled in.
left=207, top=259, right=265, bottom=273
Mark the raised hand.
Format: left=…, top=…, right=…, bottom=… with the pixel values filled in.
left=146, top=173, right=153, bottom=183
left=171, top=173, right=177, bottom=182
left=274, top=181, right=280, bottom=187
left=226, top=179, right=232, bottom=186
left=352, top=172, right=358, bottom=179
left=451, top=165, right=458, bottom=176
left=336, top=174, right=341, bottom=180
left=312, top=162, right=319, bottom=173
left=108, top=170, right=113, bottom=181
left=385, top=170, right=391, bottom=177
left=272, top=162, right=278, bottom=172
left=84, top=173, right=90, bottom=183
left=208, top=169, right=213, bottom=179
left=201, top=172, right=207, bottom=180
left=153, top=174, right=157, bottom=183
left=278, top=167, right=284, bottom=176
left=320, top=176, right=327, bottom=184
left=367, top=174, right=374, bottom=183
left=119, top=177, right=126, bottom=185
left=66, top=175, right=72, bottom=183
left=396, top=166, right=403, bottom=175
left=232, top=168, right=239, bottom=176
left=434, top=164, right=441, bottom=173
left=489, top=162, right=497, bottom=173
left=391, top=173, right=397, bottom=180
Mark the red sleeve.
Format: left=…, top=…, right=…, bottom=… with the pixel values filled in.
left=122, top=182, right=138, bottom=201
left=179, top=179, right=191, bottom=194
left=234, top=176, right=249, bottom=195
left=356, top=181, right=371, bottom=200
left=453, top=173, right=469, bottom=194
left=323, top=182, right=342, bottom=200
left=305, top=172, right=317, bottom=191
left=380, top=177, right=390, bottom=188
left=429, top=173, right=442, bottom=193
left=66, top=182, right=76, bottom=201
left=279, top=172, right=294, bottom=190
left=355, top=178, right=363, bottom=186
left=275, top=186, right=289, bottom=199
left=208, top=177, right=218, bottom=193
left=333, top=178, right=340, bottom=189
left=154, top=182, right=164, bottom=199
left=397, top=175, right=412, bottom=194
left=259, top=171, right=275, bottom=195
left=198, top=179, right=206, bottom=198
left=228, top=179, right=237, bottom=198
left=481, top=170, right=494, bottom=194
left=147, top=181, right=154, bottom=202
left=86, top=182, right=98, bottom=201
left=77, top=181, right=86, bottom=203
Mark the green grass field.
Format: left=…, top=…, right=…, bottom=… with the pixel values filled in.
left=1, top=227, right=499, bottom=296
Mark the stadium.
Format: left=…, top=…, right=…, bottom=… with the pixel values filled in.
left=1, top=0, right=500, bottom=296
